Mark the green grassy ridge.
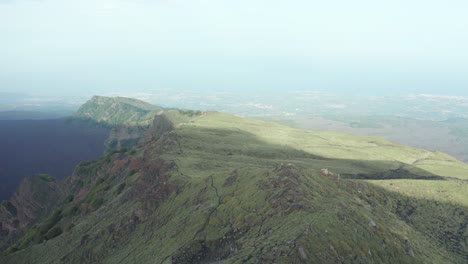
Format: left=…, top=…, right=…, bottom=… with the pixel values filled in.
left=368, top=179, right=468, bottom=207
left=167, top=123, right=466, bottom=260
left=2, top=108, right=468, bottom=263
left=73, top=96, right=203, bottom=128
left=191, top=112, right=468, bottom=180
left=2, top=159, right=442, bottom=263
left=73, top=96, right=163, bottom=126
left=72, top=96, right=204, bottom=153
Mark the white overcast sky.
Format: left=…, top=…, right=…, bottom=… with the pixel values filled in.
left=1, top=0, right=468, bottom=96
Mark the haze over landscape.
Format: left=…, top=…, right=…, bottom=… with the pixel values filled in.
left=1, top=1, right=467, bottom=264
left=1, top=0, right=468, bottom=96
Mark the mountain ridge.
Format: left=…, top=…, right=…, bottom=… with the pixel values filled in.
left=73, top=95, right=163, bottom=127
left=1, top=96, right=467, bottom=263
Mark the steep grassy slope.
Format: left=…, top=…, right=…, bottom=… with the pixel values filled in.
left=1, top=110, right=467, bottom=263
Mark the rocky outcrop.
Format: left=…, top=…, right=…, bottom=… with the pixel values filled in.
left=9, top=175, right=63, bottom=228
left=0, top=175, right=63, bottom=251
left=0, top=201, right=18, bottom=236
left=105, top=113, right=175, bottom=151
left=144, top=114, right=175, bottom=141
left=105, top=126, right=147, bottom=151
left=405, top=239, right=415, bottom=257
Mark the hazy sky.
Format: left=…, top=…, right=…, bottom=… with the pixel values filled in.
left=1, top=0, right=468, bottom=96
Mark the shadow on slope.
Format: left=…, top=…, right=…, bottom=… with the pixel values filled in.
left=1, top=125, right=466, bottom=263
left=177, top=127, right=457, bottom=181
left=340, top=166, right=445, bottom=180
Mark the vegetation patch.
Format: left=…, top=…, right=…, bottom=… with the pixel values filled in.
left=37, top=174, right=56, bottom=182
left=1, top=201, right=16, bottom=216
left=44, top=226, right=62, bottom=240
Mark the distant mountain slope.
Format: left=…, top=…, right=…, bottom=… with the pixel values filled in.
left=73, top=95, right=202, bottom=151
left=1, top=99, right=467, bottom=263
left=73, top=96, right=162, bottom=126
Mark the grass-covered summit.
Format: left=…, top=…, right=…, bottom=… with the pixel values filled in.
left=1, top=98, right=467, bottom=263
left=73, top=96, right=163, bottom=126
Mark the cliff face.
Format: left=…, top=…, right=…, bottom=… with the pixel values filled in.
left=0, top=201, right=17, bottom=236
left=104, top=126, right=147, bottom=151
left=0, top=174, right=63, bottom=251
left=144, top=114, right=175, bottom=141
left=104, top=113, right=176, bottom=151
left=10, top=175, right=63, bottom=228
